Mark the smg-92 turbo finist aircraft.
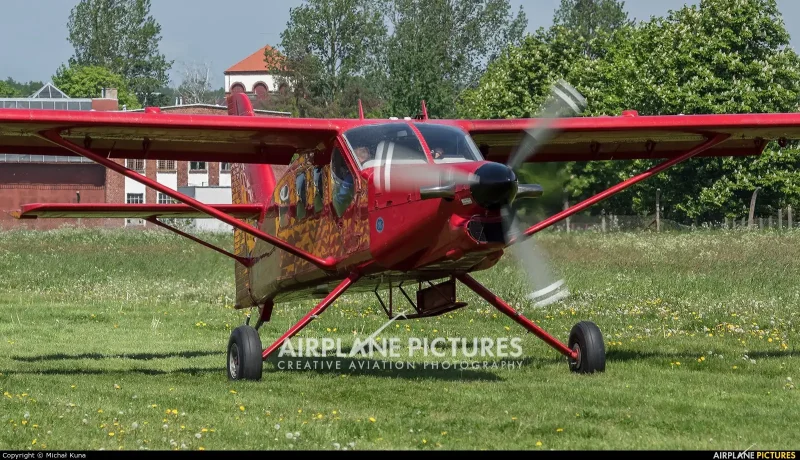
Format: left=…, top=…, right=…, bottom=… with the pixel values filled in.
left=2, top=81, right=800, bottom=381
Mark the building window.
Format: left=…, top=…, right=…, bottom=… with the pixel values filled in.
left=220, top=162, right=231, bottom=172
left=157, top=160, right=176, bottom=172
left=190, top=161, right=206, bottom=172
left=126, top=159, right=145, bottom=172
left=126, top=193, right=144, bottom=204
left=157, top=193, right=176, bottom=204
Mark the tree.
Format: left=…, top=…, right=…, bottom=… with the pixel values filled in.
left=269, top=0, right=387, bottom=117
left=457, top=26, right=590, bottom=218
left=1, top=78, right=45, bottom=97
left=52, top=65, right=141, bottom=109
left=568, top=0, right=800, bottom=222
left=176, top=61, right=215, bottom=105
left=553, top=0, right=631, bottom=56
left=386, top=0, right=527, bottom=118
left=459, top=0, right=800, bottom=224
left=0, top=81, right=20, bottom=97
left=66, top=0, right=172, bottom=105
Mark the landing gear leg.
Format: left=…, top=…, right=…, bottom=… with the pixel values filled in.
left=261, top=272, right=361, bottom=360
left=457, top=274, right=605, bottom=374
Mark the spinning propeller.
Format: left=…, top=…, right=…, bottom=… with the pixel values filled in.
left=373, top=80, right=587, bottom=308
left=495, top=79, right=587, bottom=307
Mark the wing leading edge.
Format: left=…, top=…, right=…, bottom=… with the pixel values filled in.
left=437, top=112, right=800, bottom=163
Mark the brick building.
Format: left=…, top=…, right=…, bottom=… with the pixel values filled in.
left=0, top=85, right=291, bottom=230
left=116, top=103, right=290, bottom=228
left=0, top=83, right=121, bottom=230
left=224, top=45, right=284, bottom=100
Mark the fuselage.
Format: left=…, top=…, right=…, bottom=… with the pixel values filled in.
left=231, top=119, right=516, bottom=308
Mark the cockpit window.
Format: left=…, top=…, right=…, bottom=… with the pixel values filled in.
left=342, top=123, right=428, bottom=169
left=413, top=123, right=484, bottom=164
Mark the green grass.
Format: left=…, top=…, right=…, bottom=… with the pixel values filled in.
left=0, top=227, right=798, bottom=450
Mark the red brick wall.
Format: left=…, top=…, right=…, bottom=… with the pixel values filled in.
left=105, top=159, right=125, bottom=203
left=145, top=159, right=157, bottom=204
left=177, top=160, right=188, bottom=187
left=209, top=162, right=220, bottom=186
left=92, top=99, right=119, bottom=111
left=0, top=163, right=115, bottom=230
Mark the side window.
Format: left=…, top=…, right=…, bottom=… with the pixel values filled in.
left=313, top=166, right=325, bottom=214
left=331, top=147, right=355, bottom=218
left=295, top=171, right=307, bottom=220
left=277, top=182, right=290, bottom=228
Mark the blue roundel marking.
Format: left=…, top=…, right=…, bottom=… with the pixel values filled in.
left=376, top=217, right=385, bottom=233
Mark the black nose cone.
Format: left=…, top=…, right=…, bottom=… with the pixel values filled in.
left=470, top=163, right=518, bottom=210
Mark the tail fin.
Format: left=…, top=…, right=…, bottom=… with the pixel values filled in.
left=226, top=93, right=283, bottom=308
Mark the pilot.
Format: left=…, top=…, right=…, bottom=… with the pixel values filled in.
left=432, top=147, right=445, bottom=160
left=354, top=146, right=371, bottom=165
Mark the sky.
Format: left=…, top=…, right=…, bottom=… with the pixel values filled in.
left=1, top=0, right=799, bottom=89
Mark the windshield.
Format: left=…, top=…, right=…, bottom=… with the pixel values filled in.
left=413, top=123, right=484, bottom=164
left=342, top=123, right=428, bottom=169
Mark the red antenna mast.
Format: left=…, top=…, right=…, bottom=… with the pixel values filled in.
left=358, top=99, right=365, bottom=120
left=420, top=100, right=429, bottom=120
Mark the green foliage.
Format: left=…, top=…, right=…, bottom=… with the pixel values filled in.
left=0, top=77, right=44, bottom=97
left=460, top=0, right=800, bottom=224
left=66, top=0, right=172, bottom=105
left=52, top=65, right=141, bottom=109
left=268, top=0, right=388, bottom=117
left=386, top=0, right=526, bottom=118
left=271, top=0, right=524, bottom=119
left=553, top=0, right=631, bottom=57
left=0, top=80, right=19, bottom=97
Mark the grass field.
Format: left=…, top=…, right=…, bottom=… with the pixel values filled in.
left=0, top=227, right=798, bottom=451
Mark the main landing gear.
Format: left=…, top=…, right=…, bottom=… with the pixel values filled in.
left=226, top=271, right=606, bottom=381
left=456, top=274, right=606, bottom=374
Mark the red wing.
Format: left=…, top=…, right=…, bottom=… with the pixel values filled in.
left=0, top=108, right=341, bottom=164
left=436, top=113, right=800, bottom=162
left=12, top=203, right=264, bottom=220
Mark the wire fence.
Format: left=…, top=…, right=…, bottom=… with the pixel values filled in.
left=531, top=205, right=800, bottom=233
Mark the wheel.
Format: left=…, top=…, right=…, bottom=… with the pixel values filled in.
left=227, top=325, right=263, bottom=381
left=567, top=321, right=605, bottom=374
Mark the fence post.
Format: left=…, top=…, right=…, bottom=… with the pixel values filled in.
left=748, top=187, right=761, bottom=229
left=790, top=205, right=793, bottom=230
left=601, top=210, right=606, bottom=232
left=724, top=217, right=729, bottom=229
left=563, top=189, right=570, bottom=233
left=759, top=217, right=764, bottom=229
left=779, top=208, right=783, bottom=230
left=656, top=188, right=661, bottom=232
left=768, top=215, right=773, bottom=229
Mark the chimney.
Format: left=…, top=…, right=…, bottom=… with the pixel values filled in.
left=103, top=88, right=118, bottom=100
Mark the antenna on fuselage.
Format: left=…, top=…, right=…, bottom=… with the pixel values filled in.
left=358, top=99, right=365, bottom=120
left=420, top=100, right=429, bottom=120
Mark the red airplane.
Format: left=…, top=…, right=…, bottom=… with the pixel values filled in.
left=2, top=80, right=800, bottom=381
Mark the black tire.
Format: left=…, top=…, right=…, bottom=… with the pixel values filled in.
left=567, top=321, right=605, bottom=374
left=227, top=325, right=263, bottom=381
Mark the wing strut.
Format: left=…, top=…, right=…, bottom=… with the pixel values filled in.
left=37, top=129, right=338, bottom=271
left=510, top=133, right=730, bottom=243
left=145, top=217, right=253, bottom=267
